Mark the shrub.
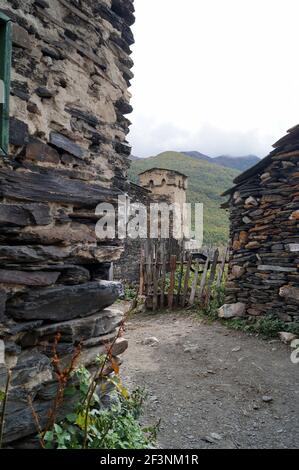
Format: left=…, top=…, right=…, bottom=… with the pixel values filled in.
left=43, top=367, right=158, bottom=449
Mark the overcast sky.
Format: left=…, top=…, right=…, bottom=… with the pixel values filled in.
left=129, top=0, right=299, bottom=158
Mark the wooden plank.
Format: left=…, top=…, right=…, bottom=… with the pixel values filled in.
left=198, top=255, right=210, bottom=303
left=205, top=250, right=219, bottom=307
left=189, top=260, right=200, bottom=306
left=160, top=242, right=166, bottom=309
left=152, top=243, right=159, bottom=312
left=168, top=255, right=177, bottom=310
left=216, top=246, right=229, bottom=288
left=139, top=248, right=145, bottom=296
left=176, top=250, right=185, bottom=307
left=181, top=253, right=192, bottom=307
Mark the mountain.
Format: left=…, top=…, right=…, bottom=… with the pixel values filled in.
left=128, top=151, right=240, bottom=245
left=182, top=151, right=260, bottom=171
left=213, top=154, right=260, bottom=171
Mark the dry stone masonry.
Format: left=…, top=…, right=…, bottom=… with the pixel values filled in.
left=222, top=126, right=299, bottom=323
left=0, top=0, right=135, bottom=446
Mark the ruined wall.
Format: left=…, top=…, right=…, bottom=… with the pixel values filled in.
left=114, top=182, right=153, bottom=284
left=223, top=127, right=299, bottom=323
left=0, top=0, right=135, bottom=445
left=115, top=169, right=188, bottom=285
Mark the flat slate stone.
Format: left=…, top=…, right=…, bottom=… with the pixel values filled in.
left=0, top=203, right=51, bottom=227
left=12, top=24, right=32, bottom=49
left=7, top=281, right=123, bottom=322
left=9, top=118, right=29, bottom=146
left=0, top=269, right=60, bottom=286
left=19, top=308, right=123, bottom=346
left=49, top=132, right=85, bottom=159
left=0, top=168, right=120, bottom=206
left=26, top=140, right=60, bottom=164
left=0, top=289, right=7, bottom=321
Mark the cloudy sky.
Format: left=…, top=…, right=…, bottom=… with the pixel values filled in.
left=129, top=0, right=299, bottom=158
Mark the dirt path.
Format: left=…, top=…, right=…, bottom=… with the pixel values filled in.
left=121, top=311, right=299, bottom=449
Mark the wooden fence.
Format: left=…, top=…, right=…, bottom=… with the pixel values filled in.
left=139, top=241, right=229, bottom=311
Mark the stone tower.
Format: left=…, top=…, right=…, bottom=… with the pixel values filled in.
left=138, top=168, right=188, bottom=207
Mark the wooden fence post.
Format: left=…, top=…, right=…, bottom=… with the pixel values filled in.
left=160, top=241, right=167, bottom=309
left=198, top=255, right=210, bottom=304
left=152, top=242, right=159, bottom=311
left=168, top=255, right=177, bottom=310
left=181, top=252, right=192, bottom=307
left=205, top=249, right=219, bottom=307
left=216, top=246, right=229, bottom=289
left=189, top=260, right=200, bottom=306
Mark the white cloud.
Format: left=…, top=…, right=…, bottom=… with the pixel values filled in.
left=129, top=0, right=299, bottom=158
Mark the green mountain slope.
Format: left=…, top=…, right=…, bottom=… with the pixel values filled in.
left=128, top=151, right=240, bottom=245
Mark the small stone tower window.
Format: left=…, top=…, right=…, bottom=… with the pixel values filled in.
left=161, top=178, right=166, bottom=186
left=0, top=12, right=12, bottom=155
left=149, top=179, right=154, bottom=188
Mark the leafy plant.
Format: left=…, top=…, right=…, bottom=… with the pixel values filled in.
left=124, top=286, right=138, bottom=301
left=42, top=368, right=157, bottom=449
left=225, top=316, right=299, bottom=338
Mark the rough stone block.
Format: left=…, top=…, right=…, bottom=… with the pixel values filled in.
left=50, top=132, right=86, bottom=159
left=218, top=303, right=246, bottom=319
left=12, top=24, right=32, bottom=49
left=9, top=118, right=29, bottom=146
left=0, top=270, right=60, bottom=287
left=7, top=281, right=123, bottom=322
left=26, top=140, right=60, bottom=164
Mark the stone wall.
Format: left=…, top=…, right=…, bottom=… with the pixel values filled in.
left=114, top=182, right=153, bottom=284
left=0, top=0, right=135, bottom=445
left=222, top=126, right=299, bottom=323
left=114, top=169, right=188, bottom=285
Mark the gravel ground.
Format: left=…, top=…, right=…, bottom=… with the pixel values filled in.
left=121, top=311, right=299, bottom=449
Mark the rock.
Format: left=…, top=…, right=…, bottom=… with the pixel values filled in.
left=0, top=289, right=7, bottom=321
left=229, top=266, right=245, bottom=280
left=279, top=332, right=298, bottom=345
left=12, top=24, right=32, bottom=49
left=218, top=303, right=246, bottom=319
left=0, top=203, right=51, bottom=227
left=49, top=132, right=85, bottom=160
left=210, top=433, right=223, bottom=441
left=232, top=346, right=241, bottom=352
left=262, top=396, right=273, bottom=403
left=26, top=140, right=60, bottom=164
left=41, top=47, right=63, bottom=61
left=19, top=308, right=123, bottom=347
left=34, top=0, right=50, bottom=8
left=245, top=196, right=258, bottom=207
left=0, top=168, right=120, bottom=206
left=279, top=286, right=299, bottom=303
left=184, top=345, right=200, bottom=354
left=9, top=118, right=29, bottom=146
left=6, top=281, right=123, bottom=322
left=0, top=340, right=5, bottom=365
left=142, top=337, right=159, bottom=346
left=289, top=210, right=299, bottom=220
left=58, top=266, right=91, bottom=285
left=0, top=270, right=60, bottom=286
left=35, top=87, right=56, bottom=98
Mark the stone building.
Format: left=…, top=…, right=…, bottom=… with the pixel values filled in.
left=138, top=167, right=188, bottom=207
left=0, top=0, right=135, bottom=446
left=221, top=126, right=299, bottom=323
left=115, top=168, right=188, bottom=284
